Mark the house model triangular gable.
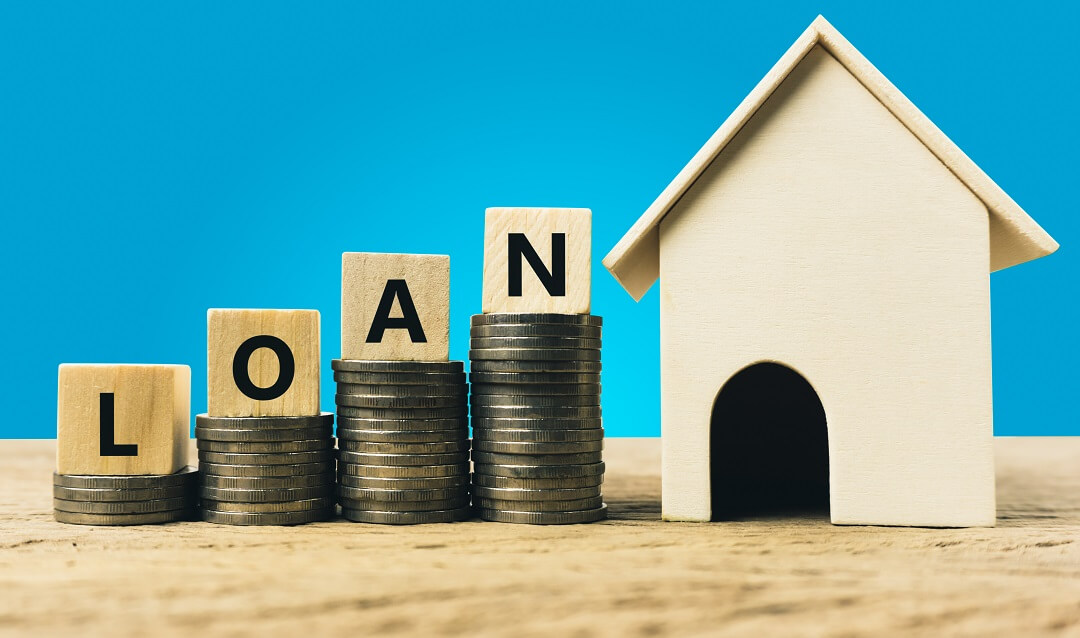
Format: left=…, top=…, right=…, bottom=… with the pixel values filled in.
left=603, top=15, right=1058, bottom=301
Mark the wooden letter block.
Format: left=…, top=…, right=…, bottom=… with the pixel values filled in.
left=483, top=207, right=591, bottom=314
left=341, top=252, right=450, bottom=361
left=57, top=364, right=190, bottom=475
left=207, top=309, right=320, bottom=417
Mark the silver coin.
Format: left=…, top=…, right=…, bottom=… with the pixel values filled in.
left=476, top=504, right=607, bottom=525
left=470, top=360, right=602, bottom=373
left=54, top=509, right=194, bottom=526
left=469, top=371, right=601, bottom=385
left=472, top=451, right=602, bottom=466
left=469, top=394, right=599, bottom=407
left=339, top=496, right=469, bottom=512
left=470, top=324, right=602, bottom=338
left=201, top=508, right=333, bottom=526
left=196, top=438, right=335, bottom=453
left=53, top=466, right=198, bottom=490
left=338, top=439, right=469, bottom=454
left=195, top=413, right=334, bottom=430
left=337, top=416, right=467, bottom=432
left=53, top=484, right=193, bottom=502
left=471, top=473, right=604, bottom=490
left=470, top=336, right=601, bottom=350
left=472, top=440, right=603, bottom=455
left=470, top=417, right=603, bottom=430
left=471, top=405, right=601, bottom=419
left=201, top=472, right=334, bottom=490
left=470, top=313, right=603, bottom=327
left=197, top=450, right=336, bottom=465
left=473, top=462, right=605, bottom=479
left=200, top=485, right=334, bottom=502
left=199, top=461, right=335, bottom=477
left=334, top=371, right=466, bottom=385
left=337, top=485, right=466, bottom=502
left=338, top=463, right=469, bottom=479
left=471, top=428, right=604, bottom=443
left=470, top=382, right=601, bottom=396
left=471, top=485, right=601, bottom=501
left=336, top=382, right=466, bottom=397
left=332, top=359, right=464, bottom=373
left=201, top=496, right=335, bottom=513
left=337, top=450, right=469, bottom=466
left=335, top=394, right=467, bottom=409
left=337, top=405, right=468, bottom=420
left=195, top=425, right=333, bottom=442
left=474, top=496, right=603, bottom=512
left=338, top=474, right=468, bottom=490
left=340, top=507, right=471, bottom=525
left=469, top=348, right=600, bottom=362
left=337, top=428, right=469, bottom=444
left=53, top=496, right=192, bottom=515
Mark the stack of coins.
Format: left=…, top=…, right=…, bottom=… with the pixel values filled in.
left=53, top=467, right=199, bottom=525
left=195, top=413, right=336, bottom=525
left=469, top=313, right=606, bottom=524
left=332, top=359, right=471, bottom=524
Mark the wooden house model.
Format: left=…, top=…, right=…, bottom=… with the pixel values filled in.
left=603, top=16, right=1058, bottom=527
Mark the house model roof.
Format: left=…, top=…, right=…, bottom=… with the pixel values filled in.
left=603, top=15, right=1059, bottom=301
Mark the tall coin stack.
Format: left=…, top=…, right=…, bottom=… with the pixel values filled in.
left=53, top=467, right=199, bottom=525
left=195, top=413, right=337, bottom=525
left=332, top=360, right=471, bottom=524
left=469, top=313, right=606, bottom=524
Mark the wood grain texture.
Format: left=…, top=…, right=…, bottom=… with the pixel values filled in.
left=207, top=309, right=320, bottom=417
left=483, top=207, right=591, bottom=314
left=603, top=15, right=1057, bottom=301
left=341, top=252, right=449, bottom=361
left=658, top=46, right=993, bottom=526
left=56, top=364, right=189, bottom=475
left=1, top=438, right=1078, bottom=637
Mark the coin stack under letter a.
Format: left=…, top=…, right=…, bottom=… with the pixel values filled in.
left=333, top=360, right=471, bottom=524
left=469, top=313, right=606, bottom=524
left=199, top=309, right=335, bottom=525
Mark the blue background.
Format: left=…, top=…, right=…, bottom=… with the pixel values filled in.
left=2, top=2, right=1075, bottom=438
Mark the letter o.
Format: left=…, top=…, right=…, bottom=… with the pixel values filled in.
left=232, top=335, right=295, bottom=401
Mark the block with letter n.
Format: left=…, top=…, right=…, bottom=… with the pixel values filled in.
left=341, top=252, right=450, bottom=361
left=483, top=207, right=591, bottom=314
left=56, top=364, right=190, bottom=475
left=207, top=309, right=321, bottom=417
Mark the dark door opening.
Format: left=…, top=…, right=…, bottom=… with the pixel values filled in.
left=710, top=362, right=829, bottom=521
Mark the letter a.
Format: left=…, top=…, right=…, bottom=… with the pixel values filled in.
left=366, top=279, right=427, bottom=343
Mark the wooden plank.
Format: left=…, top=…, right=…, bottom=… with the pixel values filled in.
left=341, top=252, right=449, bottom=361
left=56, top=364, right=189, bottom=475
left=482, top=207, right=591, bottom=314
left=207, top=309, right=320, bottom=417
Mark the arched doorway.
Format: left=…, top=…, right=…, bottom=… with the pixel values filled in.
left=710, top=362, right=829, bottom=520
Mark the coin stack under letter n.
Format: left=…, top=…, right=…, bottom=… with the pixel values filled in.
left=469, top=313, right=606, bottom=524
left=333, top=360, right=471, bottom=524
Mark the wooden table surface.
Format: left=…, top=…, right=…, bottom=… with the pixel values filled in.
left=1, top=438, right=1078, bottom=637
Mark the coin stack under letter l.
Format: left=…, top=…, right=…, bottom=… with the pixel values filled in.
left=469, top=313, right=607, bottom=524
left=333, top=360, right=471, bottom=524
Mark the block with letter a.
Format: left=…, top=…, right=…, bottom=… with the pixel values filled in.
left=207, top=309, right=321, bottom=417
left=56, top=364, right=190, bottom=475
left=341, top=252, right=450, bottom=361
left=482, top=207, right=591, bottom=314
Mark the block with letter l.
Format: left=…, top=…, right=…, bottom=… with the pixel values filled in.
left=56, top=364, right=190, bottom=475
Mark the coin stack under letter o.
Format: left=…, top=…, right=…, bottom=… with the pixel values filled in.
left=333, top=360, right=471, bottom=524
left=53, top=467, right=200, bottom=525
left=469, top=313, right=606, bottom=524
left=196, top=413, right=337, bottom=525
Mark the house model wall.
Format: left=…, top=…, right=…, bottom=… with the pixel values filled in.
left=603, top=16, right=1058, bottom=527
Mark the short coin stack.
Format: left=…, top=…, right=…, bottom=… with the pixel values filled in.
left=195, top=413, right=336, bottom=525
left=333, top=359, right=471, bottom=524
left=469, top=313, right=606, bottom=524
left=53, top=467, right=199, bottom=525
